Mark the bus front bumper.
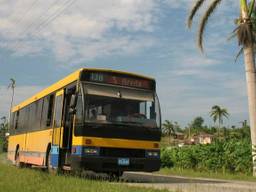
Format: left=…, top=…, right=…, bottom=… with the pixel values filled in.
left=70, top=156, right=160, bottom=172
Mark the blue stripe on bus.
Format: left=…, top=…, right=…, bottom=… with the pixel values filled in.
left=72, top=146, right=83, bottom=155
left=50, top=145, right=59, bottom=168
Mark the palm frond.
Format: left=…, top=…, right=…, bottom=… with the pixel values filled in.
left=235, top=47, right=244, bottom=62
left=187, top=0, right=206, bottom=28
left=227, top=26, right=240, bottom=41
left=249, top=0, right=256, bottom=17
left=211, top=105, right=221, bottom=110
left=198, top=0, right=222, bottom=52
left=222, top=109, right=229, bottom=118
left=8, top=78, right=16, bottom=89
left=227, top=32, right=237, bottom=42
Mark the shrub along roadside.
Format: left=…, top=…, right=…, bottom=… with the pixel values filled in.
left=160, top=139, right=253, bottom=175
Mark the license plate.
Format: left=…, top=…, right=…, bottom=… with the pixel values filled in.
left=118, top=158, right=130, bottom=166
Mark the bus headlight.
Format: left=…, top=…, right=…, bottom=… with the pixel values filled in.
left=84, top=147, right=100, bottom=156
left=145, top=150, right=160, bottom=158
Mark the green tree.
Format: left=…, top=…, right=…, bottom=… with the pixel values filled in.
left=210, top=105, right=229, bottom=138
left=191, top=116, right=204, bottom=129
left=162, top=120, right=175, bottom=144
left=187, top=116, right=205, bottom=137
left=187, top=0, right=256, bottom=175
left=0, top=116, right=8, bottom=152
left=239, top=120, right=251, bottom=139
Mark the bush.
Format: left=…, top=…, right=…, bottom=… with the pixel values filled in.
left=160, top=139, right=253, bottom=175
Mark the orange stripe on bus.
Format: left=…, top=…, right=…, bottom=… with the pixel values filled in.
left=20, top=155, right=44, bottom=166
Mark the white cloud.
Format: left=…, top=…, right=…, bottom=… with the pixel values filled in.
left=0, top=85, right=45, bottom=118
left=0, top=0, right=160, bottom=63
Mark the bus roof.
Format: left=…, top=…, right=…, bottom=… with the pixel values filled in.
left=12, top=68, right=154, bottom=112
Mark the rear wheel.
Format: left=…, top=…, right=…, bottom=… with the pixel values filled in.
left=15, top=149, right=23, bottom=168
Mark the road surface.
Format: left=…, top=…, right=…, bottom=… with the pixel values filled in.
left=122, top=172, right=256, bottom=192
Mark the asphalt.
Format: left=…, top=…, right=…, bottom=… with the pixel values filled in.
left=122, top=172, right=256, bottom=192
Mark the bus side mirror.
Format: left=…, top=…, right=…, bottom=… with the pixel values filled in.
left=69, top=94, right=78, bottom=114
left=70, top=94, right=77, bottom=108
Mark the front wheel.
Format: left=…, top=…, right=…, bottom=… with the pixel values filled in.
left=108, top=171, right=123, bottom=181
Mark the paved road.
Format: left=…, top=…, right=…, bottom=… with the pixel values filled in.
left=122, top=172, right=256, bottom=192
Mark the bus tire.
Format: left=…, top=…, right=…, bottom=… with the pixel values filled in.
left=108, top=171, right=123, bottom=181
left=15, top=148, right=23, bottom=168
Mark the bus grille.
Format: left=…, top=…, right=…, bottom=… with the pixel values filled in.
left=100, top=147, right=145, bottom=158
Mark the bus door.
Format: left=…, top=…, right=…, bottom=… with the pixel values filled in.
left=62, top=86, right=76, bottom=164
left=51, top=89, right=64, bottom=168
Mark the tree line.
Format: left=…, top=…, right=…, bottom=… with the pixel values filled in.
left=162, top=105, right=236, bottom=142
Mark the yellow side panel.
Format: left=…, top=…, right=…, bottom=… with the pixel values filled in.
left=72, top=135, right=83, bottom=146
left=26, top=129, right=52, bottom=152
left=7, top=133, right=26, bottom=162
left=7, top=129, right=52, bottom=164
left=72, top=136, right=159, bottom=150
left=52, top=127, right=62, bottom=146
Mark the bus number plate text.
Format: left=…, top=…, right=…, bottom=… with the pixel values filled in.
left=118, top=158, right=130, bottom=166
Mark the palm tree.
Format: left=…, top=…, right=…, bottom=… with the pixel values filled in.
left=188, top=0, right=256, bottom=176
left=7, top=78, right=15, bottom=127
left=210, top=105, right=229, bottom=138
left=162, top=120, right=175, bottom=144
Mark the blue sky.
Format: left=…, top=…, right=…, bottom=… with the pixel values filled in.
left=0, top=0, right=248, bottom=127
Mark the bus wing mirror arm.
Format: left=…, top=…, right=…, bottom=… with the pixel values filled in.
left=70, top=93, right=78, bottom=109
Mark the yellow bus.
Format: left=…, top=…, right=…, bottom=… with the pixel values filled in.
left=7, top=68, right=161, bottom=176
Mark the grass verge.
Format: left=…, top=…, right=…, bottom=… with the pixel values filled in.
left=159, top=167, right=256, bottom=182
left=0, top=153, right=167, bottom=192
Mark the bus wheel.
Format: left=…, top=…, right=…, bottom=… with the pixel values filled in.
left=108, top=171, right=123, bottom=181
left=15, top=149, right=23, bottom=168
left=46, top=149, right=57, bottom=175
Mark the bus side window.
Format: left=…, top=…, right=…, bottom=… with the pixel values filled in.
left=15, top=111, right=19, bottom=129
left=41, top=94, right=55, bottom=128
left=54, top=94, right=63, bottom=127
left=10, top=112, right=15, bottom=130
left=75, top=93, right=83, bottom=124
left=46, top=94, right=55, bottom=127
left=35, top=99, right=43, bottom=130
left=19, top=108, right=26, bottom=131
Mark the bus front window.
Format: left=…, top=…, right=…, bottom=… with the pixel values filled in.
left=84, top=95, right=160, bottom=129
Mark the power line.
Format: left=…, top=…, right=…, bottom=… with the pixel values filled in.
left=34, top=0, right=77, bottom=34
left=2, top=0, right=40, bottom=39
left=12, top=0, right=41, bottom=28
left=12, top=0, right=63, bottom=50
left=13, top=0, right=77, bottom=52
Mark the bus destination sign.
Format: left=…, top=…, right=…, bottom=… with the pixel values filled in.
left=89, top=72, right=152, bottom=89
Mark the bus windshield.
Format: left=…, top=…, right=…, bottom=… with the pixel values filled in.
left=83, top=84, right=161, bottom=129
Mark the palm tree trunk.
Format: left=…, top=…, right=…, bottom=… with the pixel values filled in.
left=241, top=0, right=256, bottom=176
left=243, top=44, right=256, bottom=176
